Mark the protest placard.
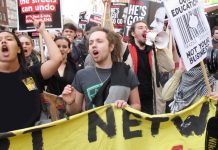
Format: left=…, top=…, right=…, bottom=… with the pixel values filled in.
left=163, top=0, right=212, bottom=70
left=78, top=11, right=88, bottom=30
left=89, top=13, right=102, bottom=25
left=123, top=0, right=164, bottom=42
left=111, top=2, right=128, bottom=33
left=17, top=0, right=62, bottom=31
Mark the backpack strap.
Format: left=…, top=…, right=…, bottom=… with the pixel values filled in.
left=122, top=46, right=129, bottom=62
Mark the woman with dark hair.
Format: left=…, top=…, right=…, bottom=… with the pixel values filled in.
left=46, top=36, right=77, bottom=95
left=43, top=36, right=78, bottom=119
left=0, top=19, right=62, bottom=132
left=19, top=34, right=40, bottom=67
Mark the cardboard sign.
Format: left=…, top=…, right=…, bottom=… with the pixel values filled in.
left=164, top=0, right=212, bottom=70
left=111, top=2, right=128, bottom=33
left=78, top=11, right=88, bottom=30
left=123, top=0, right=164, bottom=41
left=17, top=0, right=62, bottom=31
left=89, top=13, right=102, bottom=25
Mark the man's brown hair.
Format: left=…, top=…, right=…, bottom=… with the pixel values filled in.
left=88, top=27, right=122, bottom=63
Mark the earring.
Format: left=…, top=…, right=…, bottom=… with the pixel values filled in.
left=17, top=50, right=21, bottom=54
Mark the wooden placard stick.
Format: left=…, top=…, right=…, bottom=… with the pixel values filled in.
left=200, top=61, right=212, bottom=93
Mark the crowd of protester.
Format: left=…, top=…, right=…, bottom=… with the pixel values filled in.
left=1, top=9, right=218, bottom=132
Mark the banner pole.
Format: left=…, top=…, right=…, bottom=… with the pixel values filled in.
left=39, top=34, right=45, bottom=63
left=200, top=61, right=211, bottom=93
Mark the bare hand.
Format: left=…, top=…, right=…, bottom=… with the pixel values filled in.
left=178, top=58, right=185, bottom=72
left=114, top=100, right=128, bottom=109
left=208, top=92, right=218, bottom=100
left=62, top=85, right=75, bottom=105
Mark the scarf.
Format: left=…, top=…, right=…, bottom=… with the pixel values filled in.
left=169, top=66, right=216, bottom=113
left=26, top=52, right=40, bottom=67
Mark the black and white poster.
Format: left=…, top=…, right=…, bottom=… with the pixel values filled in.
left=111, top=2, right=128, bottom=34
left=123, top=0, right=165, bottom=42
left=164, top=0, right=212, bottom=70
left=78, top=11, right=88, bottom=30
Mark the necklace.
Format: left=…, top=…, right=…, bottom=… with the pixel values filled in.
left=95, top=67, right=111, bottom=83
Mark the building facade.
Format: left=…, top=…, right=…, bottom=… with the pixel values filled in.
left=0, top=0, right=8, bottom=30
left=6, top=0, right=17, bottom=29
left=0, top=0, right=17, bottom=31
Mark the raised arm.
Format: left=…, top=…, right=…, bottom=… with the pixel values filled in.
left=162, top=59, right=185, bottom=101
left=33, top=19, right=62, bottom=79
